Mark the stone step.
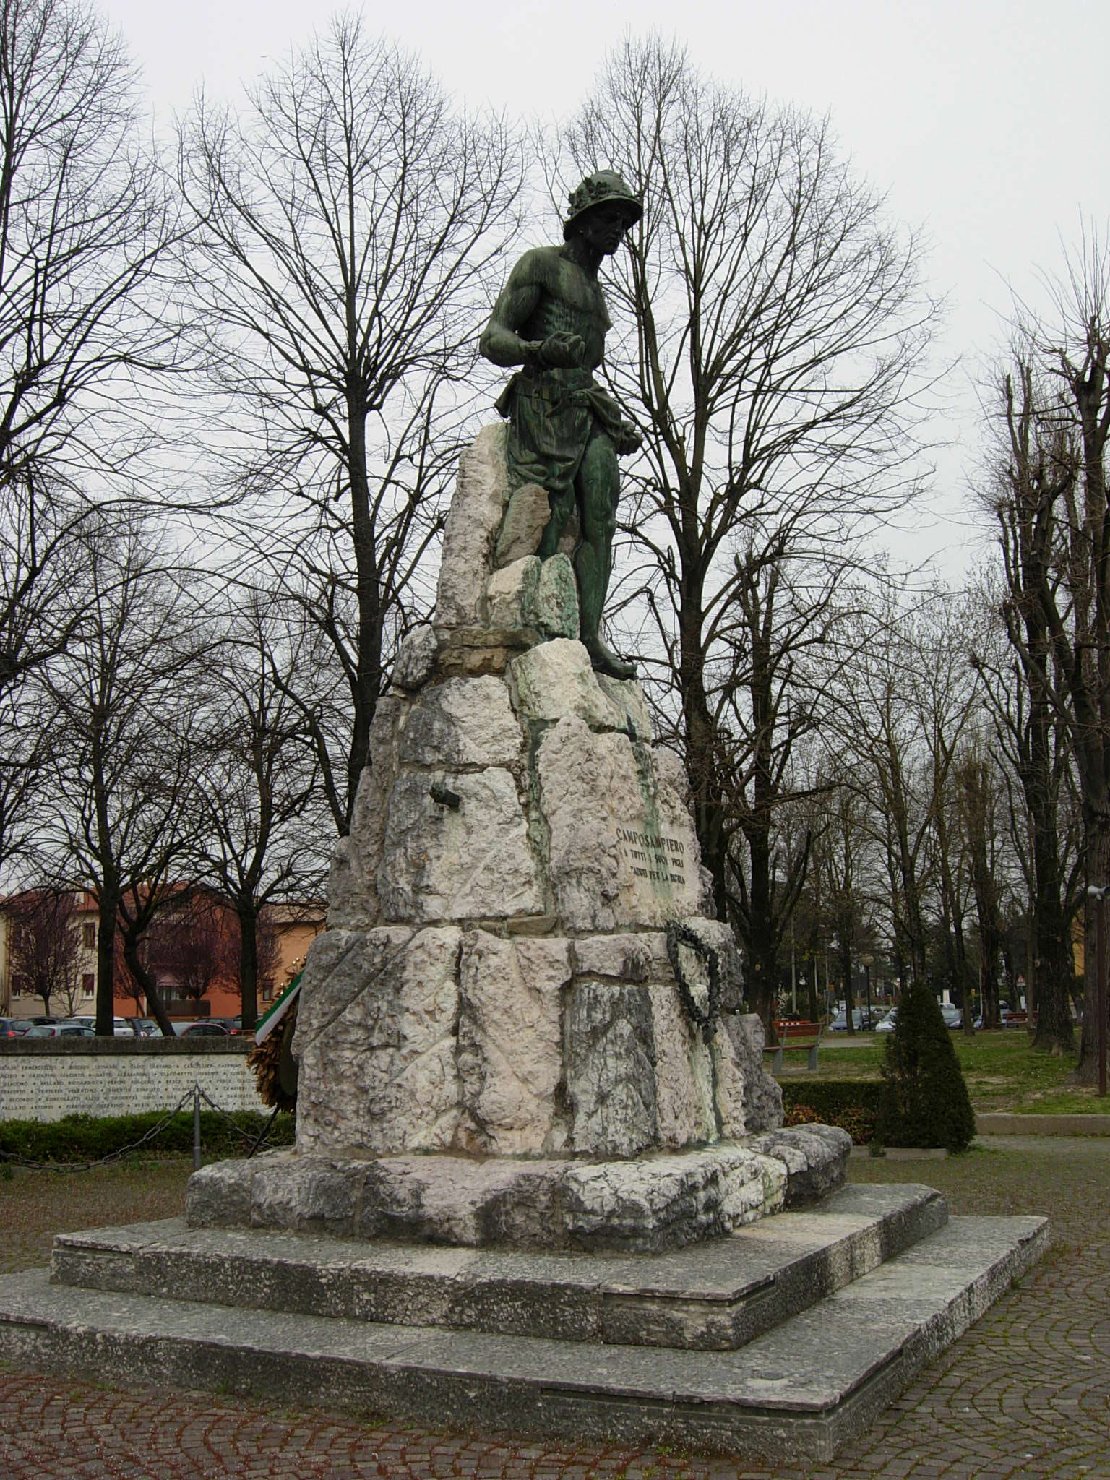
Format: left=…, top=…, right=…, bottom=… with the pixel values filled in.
left=184, top=1128, right=852, bottom=1253
left=0, top=1214, right=1048, bottom=1464
left=50, top=1182, right=948, bottom=1352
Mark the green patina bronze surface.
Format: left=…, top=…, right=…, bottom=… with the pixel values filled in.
left=480, top=171, right=642, bottom=680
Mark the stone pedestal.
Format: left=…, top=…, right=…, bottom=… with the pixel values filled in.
left=187, top=425, right=808, bottom=1250
left=0, top=424, right=1046, bottom=1463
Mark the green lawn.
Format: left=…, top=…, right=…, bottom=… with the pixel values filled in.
left=796, top=1029, right=1109, bottom=1114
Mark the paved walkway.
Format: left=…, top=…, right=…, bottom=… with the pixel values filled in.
left=1, top=1136, right=1107, bottom=1479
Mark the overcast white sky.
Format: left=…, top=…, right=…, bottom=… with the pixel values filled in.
left=101, top=0, right=1110, bottom=577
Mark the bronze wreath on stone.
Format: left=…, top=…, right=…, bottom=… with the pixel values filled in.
left=665, top=920, right=721, bottom=1034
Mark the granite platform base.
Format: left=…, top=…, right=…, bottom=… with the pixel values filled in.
left=0, top=1180, right=1048, bottom=1463
left=185, top=1125, right=851, bottom=1253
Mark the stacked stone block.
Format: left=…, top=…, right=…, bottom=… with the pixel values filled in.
left=187, top=425, right=830, bottom=1251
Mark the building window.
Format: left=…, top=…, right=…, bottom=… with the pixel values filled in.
left=82, top=923, right=96, bottom=949
left=81, top=973, right=94, bottom=997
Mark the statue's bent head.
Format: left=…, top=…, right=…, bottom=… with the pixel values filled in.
left=563, top=170, right=643, bottom=240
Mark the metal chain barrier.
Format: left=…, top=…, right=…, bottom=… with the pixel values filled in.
left=194, top=1085, right=283, bottom=1162
left=0, top=1087, right=198, bottom=1172
left=0, top=1082, right=288, bottom=1173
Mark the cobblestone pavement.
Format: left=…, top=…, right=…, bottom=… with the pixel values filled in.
left=0, top=1136, right=1107, bottom=1479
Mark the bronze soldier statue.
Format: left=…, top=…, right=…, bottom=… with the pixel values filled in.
left=480, top=171, right=642, bottom=680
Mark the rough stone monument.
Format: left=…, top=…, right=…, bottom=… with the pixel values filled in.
left=187, top=167, right=851, bottom=1249
left=185, top=413, right=849, bottom=1250
left=0, top=171, right=1047, bottom=1465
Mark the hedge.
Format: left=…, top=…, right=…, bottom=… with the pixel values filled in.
left=781, top=1080, right=883, bottom=1144
left=0, top=1109, right=296, bottom=1165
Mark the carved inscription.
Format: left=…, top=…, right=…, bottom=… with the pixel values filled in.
left=616, top=826, right=688, bottom=887
left=0, top=1056, right=265, bottom=1123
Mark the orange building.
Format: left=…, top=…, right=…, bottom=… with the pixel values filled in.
left=0, top=889, right=324, bottom=1025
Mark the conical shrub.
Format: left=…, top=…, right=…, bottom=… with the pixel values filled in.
left=876, top=982, right=975, bottom=1151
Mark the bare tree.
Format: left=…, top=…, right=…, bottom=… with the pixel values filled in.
left=809, top=765, right=876, bottom=1032
left=955, top=741, right=1012, bottom=1033
left=715, top=551, right=849, bottom=1022
left=562, top=39, right=935, bottom=1017
left=6, top=888, right=81, bottom=1014
left=0, top=0, right=181, bottom=672
left=36, top=515, right=204, bottom=1035
left=144, top=892, right=237, bottom=1009
left=196, top=593, right=328, bottom=1029
left=931, top=738, right=976, bottom=1031
left=0, top=477, right=92, bottom=701
left=0, top=478, right=90, bottom=880
left=982, top=234, right=1110, bottom=1078
left=969, top=579, right=1079, bottom=1049
left=0, top=676, right=52, bottom=883
left=179, top=17, right=522, bottom=830
left=834, top=592, right=976, bottom=999
left=0, top=0, right=185, bottom=889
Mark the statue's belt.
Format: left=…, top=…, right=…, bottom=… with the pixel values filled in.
left=517, top=367, right=596, bottom=401
left=496, top=372, right=625, bottom=435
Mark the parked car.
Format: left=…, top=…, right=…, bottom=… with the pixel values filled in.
left=939, top=1003, right=963, bottom=1029
left=828, top=1008, right=868, bottom=1032
left=20, top=1015, right=134, bottom=1036
left=875, top=1009, right=898, bottom=1033
left=974, top=1006, right=1026, bottom=1029
left=23, top=1020, right=95, bottom=1037
left=173, top=1020, right=230, bottom=1037
left=128, top=1018, right=162, bottom=1037
left=0, top=1017, right=30, bottom=1037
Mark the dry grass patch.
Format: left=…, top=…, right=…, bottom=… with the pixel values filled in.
left=0, top=1155, right=192, bottom=1273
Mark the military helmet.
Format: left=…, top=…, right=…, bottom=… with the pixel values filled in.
left=563, top=170, right=643, bottom=238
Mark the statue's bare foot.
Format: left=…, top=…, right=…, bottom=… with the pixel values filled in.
left=585, top=638, right=636, bottom=681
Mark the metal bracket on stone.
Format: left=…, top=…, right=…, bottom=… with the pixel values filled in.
left=429, top=780, right=462, bottom=810
left=665, top=920, right=721, bottom=1035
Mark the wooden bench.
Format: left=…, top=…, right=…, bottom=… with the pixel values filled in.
left=764, top=1019, right=822, bottom=1073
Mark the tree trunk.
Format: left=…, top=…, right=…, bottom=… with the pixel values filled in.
left=839, top=939, right=856, bottom=1033
left=680, top=577, right=727, bottom=921
left=807, top=970, right=819, bottom=1022
left=1029, top=831, right=1076, bottom=1053
left=1021, top=655, right=1076, bottom=1052
left=237, top=897, right=260, bottom=1031
left=346, top=390, right=384, bottom=829
left=94, top=885, right=119, bottom=1037
left=120, top=931, right=175, bottom=1038
left=1079, top=821, right=1110, bottom=1084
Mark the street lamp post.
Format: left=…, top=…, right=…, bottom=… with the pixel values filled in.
left=1085, top=884, right=1109, bottom=1098
left=863, top=957, right=873, bottom=1028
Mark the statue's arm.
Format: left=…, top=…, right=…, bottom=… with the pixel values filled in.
left=480, top=252, right=585, bottom=371
left=479, top=276, right=544, bottom=367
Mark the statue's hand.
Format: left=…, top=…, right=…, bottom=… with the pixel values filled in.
left=615, top=421, right=641, bottom=455
left=537, top=331, right=586, bottom=369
